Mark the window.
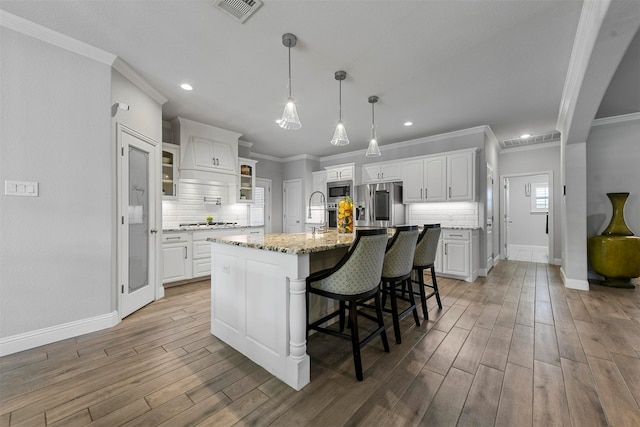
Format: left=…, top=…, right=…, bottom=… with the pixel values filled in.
left=531, top=182, right=549, bottom=213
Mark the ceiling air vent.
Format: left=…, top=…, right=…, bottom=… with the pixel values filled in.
left=502, top=131, right=561, bottom=149
left=212, top=0, right=263, bottom=23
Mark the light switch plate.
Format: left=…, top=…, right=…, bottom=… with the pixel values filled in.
left=5, top=180, right=39, bottom=197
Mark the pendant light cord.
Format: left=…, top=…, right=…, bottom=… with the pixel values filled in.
left=288, top=46, right=292, bottom=98
left=338, top=80, right=342, bottom=121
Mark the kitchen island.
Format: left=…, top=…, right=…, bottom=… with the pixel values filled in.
left=207, top=230, right=356, bottom=390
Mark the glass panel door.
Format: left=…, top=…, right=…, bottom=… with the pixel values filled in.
left=129, top=146, right=149, bottom=293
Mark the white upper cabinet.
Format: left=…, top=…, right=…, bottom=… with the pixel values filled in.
left=172, top=117, right=241, bottom=184
left=161, top=143, right=179, bottom=200
left=403, top=149, right=475, bottom=203
left=447, top=151, right=474, bottom=201
left=192, top=137, right=236, bottom=174
left=237, top=158, right=257, bottom=203
left=361, top=162, right=403, bottom=184
left=326, top=163, right=354, bottom=182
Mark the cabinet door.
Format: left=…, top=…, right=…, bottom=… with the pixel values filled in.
left=447, top=151, right=474, bottom=201
left=162, top=144, right=179, bottom=200
left=434, top=240, right=443, bottom=274
left=338, top=166, right=353, bottom=180
left=192, top=137, right=236, bottom=174
left=163, top=244, right=189, bottom=283
left=443, top=240, right=469, bottom=276
left=403, top=160, right=425, bottom=203
left=312, top=171, right=327, bottom=194
left=238, top=159, right=256, bottom=202
left=362, top=165, right=381, bottom=184
left=379, top=163, right=403, bottom=182
left=213, top=141, right=236, bottom=173
left=424, top=156, right=447, bottom=202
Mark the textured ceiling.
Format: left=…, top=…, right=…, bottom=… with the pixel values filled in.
left=4, top=0, right=631, bottom=158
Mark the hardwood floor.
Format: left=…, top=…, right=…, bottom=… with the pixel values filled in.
left=2, top=261, right=640, bottom=426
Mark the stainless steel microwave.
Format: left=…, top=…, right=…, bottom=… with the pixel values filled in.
left=327, top=180, right=352, bottom=200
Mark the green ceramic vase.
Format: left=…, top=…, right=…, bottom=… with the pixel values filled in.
left=588, top=192, right=640, bottom=288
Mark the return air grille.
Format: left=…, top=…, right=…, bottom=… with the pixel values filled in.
left=212, top=0, right=263, bottom=23
left=502, top=131, right=561, bottom=148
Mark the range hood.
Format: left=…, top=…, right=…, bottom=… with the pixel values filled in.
left=173, top=117, right=242, bottom=186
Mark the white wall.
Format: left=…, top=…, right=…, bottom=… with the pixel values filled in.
left=0, top=28, right=113, bottom=338
left=500, top=144, right=562, bottom=262
left=507, top=174, right=549, bottom=246
left=586, top=114, right=640, bottom=275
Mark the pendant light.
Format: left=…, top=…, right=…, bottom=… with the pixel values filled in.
left=330, top=70, right=350, bottom=146
left=278, top=33, right=301, bottom=130
left=366, top=96, right=381, bottom=157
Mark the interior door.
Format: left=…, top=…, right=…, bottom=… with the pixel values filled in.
left=486, top=163, right=494, bottom=270
left=120, top=126, right=157, bottom=318
left=503, top=177, right=511, bottom=260
left=283, top=179, right=302, bottom=233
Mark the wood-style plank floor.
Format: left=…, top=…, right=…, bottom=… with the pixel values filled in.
left=2, top=260, right=640, bottom=426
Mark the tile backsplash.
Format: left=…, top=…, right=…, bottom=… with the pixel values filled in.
left=162, top=182, right=249, bottom=228
left=407, top=202, right=478, bottom=228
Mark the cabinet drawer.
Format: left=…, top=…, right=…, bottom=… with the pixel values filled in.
left=192, top=239, right=212, bottom=259
left=193, top=258, right=211, bottom=277
left=162, top=232, right=190, bottom=244
left=443, top=229, right=470, bottom=240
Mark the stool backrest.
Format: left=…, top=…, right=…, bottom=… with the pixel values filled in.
left=414, top=224, right=441, bottom=267
left=382, top=226, right=419, bottom=278
left=317, top=228, right=388, bottom=295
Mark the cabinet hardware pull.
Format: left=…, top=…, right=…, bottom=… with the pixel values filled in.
left=381, top=172, right=384, bottom=179
left=450, top=234, right=463, bottom=237
left=167, top=236, right=180, bottom=240
left=184, top=247, right=187, bottom=259
left=425, top=188, right=428, bottom=199
left=449, top=186, right=451, bottom=198
left=445, top=243, right=448, bottom=255
left=150, top=229, right=158, bottom=234
left=420, top=188, right=423, bottom=199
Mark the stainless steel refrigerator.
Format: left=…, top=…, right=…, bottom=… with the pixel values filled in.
left=354, top=182, right=405, bottom=228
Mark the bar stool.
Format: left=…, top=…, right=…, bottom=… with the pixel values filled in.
left=380, top=225, right=420, bottom=344
left=306, top=228, right=390, bottom=381
left=412, top=224, right=442, bottom=320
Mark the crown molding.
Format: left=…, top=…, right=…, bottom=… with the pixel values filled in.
left=591, top=112, right=640, bottom=127
left=0, top=11, right=116, bottom=65
left=112, top=57, right=167, bottom=105
left=238, top=140, right=254, bottom=148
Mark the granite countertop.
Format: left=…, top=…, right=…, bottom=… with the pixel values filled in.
left=208, top=229, right=358, bottom=255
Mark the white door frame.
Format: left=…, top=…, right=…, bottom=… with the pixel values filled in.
left=486, top=163, right=494, bottom=271
left=500, top=171, right=554, bottom=263
left=256, top=178, right=272, bottom=233
left=117, top=123, right=162, bottom=319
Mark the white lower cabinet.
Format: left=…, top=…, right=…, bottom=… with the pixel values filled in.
left=192, top=229, right=243, bottom=279
left=163, top=228, right=265, bottom=283
left=434, top=229, right=479, bottom=282
left=162, top=233, right=192, bottom=284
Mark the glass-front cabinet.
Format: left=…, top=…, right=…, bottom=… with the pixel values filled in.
left=162, top=143, right=179, bottom=200
left=238, top=158, right=257, bottom=203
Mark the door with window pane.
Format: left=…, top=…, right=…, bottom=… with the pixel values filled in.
left=120, top=126, right=157, bottom=318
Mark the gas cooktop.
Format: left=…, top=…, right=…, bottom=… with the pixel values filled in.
left=178, top=222, right=239, bottom=230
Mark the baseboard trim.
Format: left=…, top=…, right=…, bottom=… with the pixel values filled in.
left=560, top=267, right=589, bottom=291
left=0, top=311, right=120, bottom=357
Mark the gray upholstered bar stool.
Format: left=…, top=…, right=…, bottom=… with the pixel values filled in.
left=380, top=225, right=420, bottom=344
left=412, top=224, right=442, bottom=320
left=306, top=228, right=390, bottom=381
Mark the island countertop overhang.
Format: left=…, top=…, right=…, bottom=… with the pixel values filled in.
left=207, top=230, right=356, bottom=255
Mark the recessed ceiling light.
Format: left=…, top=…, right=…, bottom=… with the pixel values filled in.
left=180, top=83, right=193, bottom=91
left=404, top=121, right=413, bottom=127
left=520, top=133, right=531, bottom=139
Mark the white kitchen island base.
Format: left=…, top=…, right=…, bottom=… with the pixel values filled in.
left=210, top=233, right=349, bottom=391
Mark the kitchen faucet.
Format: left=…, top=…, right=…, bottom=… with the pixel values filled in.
left=307, top=190, right=327, bottom=233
